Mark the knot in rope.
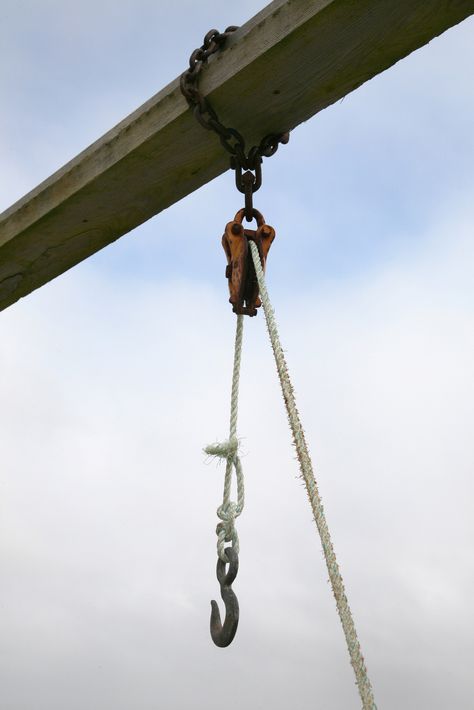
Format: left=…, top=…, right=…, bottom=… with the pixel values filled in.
left=204, top=435, right=239, bottom=460
left=217, top=499, right=241, bottom=522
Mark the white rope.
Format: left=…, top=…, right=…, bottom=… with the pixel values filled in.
left=205, top=314, right=245, bottom=562
left=249, top=240, right=377, bottom=710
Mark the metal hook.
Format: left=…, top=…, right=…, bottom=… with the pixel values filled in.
left=210, top=546, right=239, bottom=647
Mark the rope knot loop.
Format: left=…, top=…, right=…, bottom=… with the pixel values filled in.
left=216, top=522, right=239, bottom=561
left=206, top=436, right=244, bottom=562
left=217, top=500, right=240, bottom=522
left=204, top=435, right=239, bottom=461
left=204, top=315, right=246, bottom=564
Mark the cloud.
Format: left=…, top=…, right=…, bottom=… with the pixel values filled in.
left=1, top=189, right=473, bottom=709
left=1, top=3, right=473, bottom=707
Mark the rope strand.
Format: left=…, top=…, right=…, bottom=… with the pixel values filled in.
left=204, top=314, right=245, bottom=561
left=249, top=240, right=377, bottom=710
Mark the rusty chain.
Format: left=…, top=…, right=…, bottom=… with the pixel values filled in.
left=180, top=27, right=289, bottom=220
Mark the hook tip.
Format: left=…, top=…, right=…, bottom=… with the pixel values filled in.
left=210, top=599, right=221, bottom=629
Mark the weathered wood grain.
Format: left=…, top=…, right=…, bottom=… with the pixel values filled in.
left=1, top=0, right=473, bottom=311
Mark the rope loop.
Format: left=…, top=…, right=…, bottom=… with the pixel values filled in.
left=216, top=522, right=239, bottom=562
left=206, top=439, right=244, bottom=561
left=205, top=315, right=246, bottom=564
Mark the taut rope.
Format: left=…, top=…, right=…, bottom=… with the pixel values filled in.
left=248, top=240, right=377, bottom=710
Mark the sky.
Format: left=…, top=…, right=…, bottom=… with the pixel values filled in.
left=1, top=2, right=473, bottom=709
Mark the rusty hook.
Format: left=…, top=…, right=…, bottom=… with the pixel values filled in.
left=210, top=546, right=239, bottom=647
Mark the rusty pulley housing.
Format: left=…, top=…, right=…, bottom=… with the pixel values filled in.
left=222, top=208, right=275, bottom=316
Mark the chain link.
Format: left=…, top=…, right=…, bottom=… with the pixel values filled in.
left=180, top=26, right=289, bottom=217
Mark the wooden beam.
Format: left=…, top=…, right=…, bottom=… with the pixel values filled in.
left=1, top=0, right=473, bottom=311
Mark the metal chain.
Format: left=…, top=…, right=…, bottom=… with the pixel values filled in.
left=180, top=27, right=289, bottom=220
